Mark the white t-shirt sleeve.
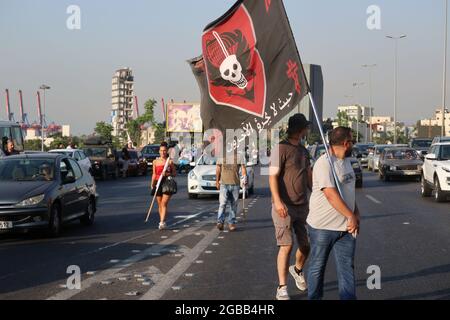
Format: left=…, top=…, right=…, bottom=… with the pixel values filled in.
left=316, top=156, right=336, bottom=190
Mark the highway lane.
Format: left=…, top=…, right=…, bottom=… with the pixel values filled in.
left=0, top=169, right=449, bottom=300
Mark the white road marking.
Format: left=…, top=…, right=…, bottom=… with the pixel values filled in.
left=80, top=205, right=217, bottom=256
left=46, top=223, right=205, bottom=300
left=366, top=195, right=382, bottom=204
left=141, top=226, right=220, bottom=300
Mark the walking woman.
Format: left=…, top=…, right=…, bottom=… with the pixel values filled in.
left=151, top=142, right=177, bottom=230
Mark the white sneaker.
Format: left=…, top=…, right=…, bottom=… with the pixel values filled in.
left=158, top=222, right=166, bottom=230
left=289, top=266, right=307, bottom=291
left=276, top=286, right=290, bottom=300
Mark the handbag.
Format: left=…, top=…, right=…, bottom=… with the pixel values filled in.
left=162, top=176, right=177, bottom=194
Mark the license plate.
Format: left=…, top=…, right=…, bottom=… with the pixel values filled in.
left=0, top=221, right=13, bottom=230
left=401, top=171, right=418, bottom=175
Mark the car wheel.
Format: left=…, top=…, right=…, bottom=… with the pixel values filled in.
left=383, top=174, right=390, bottom=182
left=356, top=180, right=363, bottom=188
left=48, top=204, right=62, bottom=237
left=434, top=177, right=446, bottom=202
left=80, top=198, right=95, bottom=226
left=188, top=193, right=198, bottom=199
left=421, top=175, right=432, bottom=197
left=143, top=167, right=148, bottom=176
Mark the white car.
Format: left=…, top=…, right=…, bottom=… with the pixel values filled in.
left=49, top=149, right=92, bottom=174
left=421, top=142, right=450, bottom=202
left=188, top=154, right=255, bottom=199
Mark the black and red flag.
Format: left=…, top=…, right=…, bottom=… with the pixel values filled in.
left=189, top=0, right=309, bottom=135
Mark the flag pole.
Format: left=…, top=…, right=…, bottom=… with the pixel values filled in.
left=307, top=92, right=345, bottom=199
left=145, top=157, right=170, bottom=223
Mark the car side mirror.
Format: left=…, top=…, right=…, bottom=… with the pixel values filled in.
left=425, top=153, right=437, bottom=160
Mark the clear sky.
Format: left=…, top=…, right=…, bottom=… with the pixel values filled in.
left=0, top=0, right=447, bottom=135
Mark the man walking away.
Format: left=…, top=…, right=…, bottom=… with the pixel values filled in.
left=269, top=113, right=312, bottom=300
left=306, top=126, right=360, bottom=300
left=216, top=150, right=247, bottom=232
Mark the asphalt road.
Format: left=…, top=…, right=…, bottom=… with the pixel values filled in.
left=0, top=168, right=449, bottom=300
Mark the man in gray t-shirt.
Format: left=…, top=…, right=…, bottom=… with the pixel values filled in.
left=306, top=127, right=360, bottom=300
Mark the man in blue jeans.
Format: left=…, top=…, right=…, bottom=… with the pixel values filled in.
left=216, top=151, right=247, bottom=232
left=306, top=127, right=360, bottom=300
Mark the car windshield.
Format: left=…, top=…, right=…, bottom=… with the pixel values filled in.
left=50, top=151, right=73, bottom=157
left=0, top=158, right=56, bottom=181
left=198, top=155, right=217, bottom=165
left=384, top=149, right=419, bottom=160
left=144, top=146, right=160, bottom=154
left=412, top=140, right=432, bottom=148
left=83, top=147, right=107, bottom=158
left=355, top=144, right=372, bottom=153
left=376, top=146, right=388, bottom=155
left=440, top=145, right=450, bottom=160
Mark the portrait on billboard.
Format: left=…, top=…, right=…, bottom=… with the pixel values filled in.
left=166, top=103, right=203, bottom=133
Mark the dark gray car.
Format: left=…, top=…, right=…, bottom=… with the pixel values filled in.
left=0, top=153, right=98, bottom=237
left=378, top=147, right=423, bottom=182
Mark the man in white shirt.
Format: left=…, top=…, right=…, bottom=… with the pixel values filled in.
left=306, top=127, right=360, bottom=300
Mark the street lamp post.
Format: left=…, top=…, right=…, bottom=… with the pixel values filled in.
left=386, top=34, right=407, bottom=144
left=442, top=0, right=448, bottom=137
left=362, top=64, right=377, bottom=143
left=39, top=85, right=50, bottom=152
left=352, top=82, right=365, bottom=142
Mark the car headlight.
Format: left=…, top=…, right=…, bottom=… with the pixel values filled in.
left=352, top=162, right=360, bottom=169
left=16, top=194, right=45, bottom=207
left=189, top=171, right=198, bottom=180
left=390, top=166, right=397, bottom=171
left=442, top=167, right=450, bottom=173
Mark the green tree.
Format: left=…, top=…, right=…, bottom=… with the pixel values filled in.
left=125, top=119, right=142, bottom=147
left=307, top=133, right=321, bottom=145
left=337, top=111, right=350, bottom=127
left=153, top=122, right=167, bottom=144
left=24, top=139, right=46, bottom=151
left=94, top=122, right=113, bottom=142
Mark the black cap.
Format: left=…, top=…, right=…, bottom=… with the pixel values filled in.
left=287, top=113, right=311, bottom=135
